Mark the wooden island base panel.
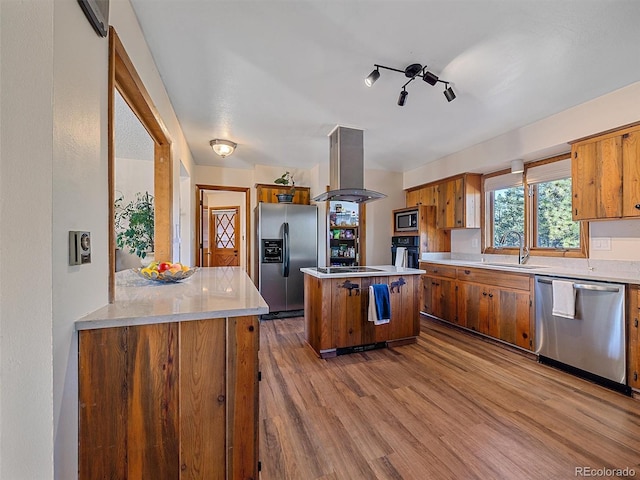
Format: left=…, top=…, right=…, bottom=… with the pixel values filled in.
left=302, top=266, right=424, bottom=358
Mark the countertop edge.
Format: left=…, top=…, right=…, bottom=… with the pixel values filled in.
left=301, top=265, right=426, bottom=279
left=76, top=306, right=269, bottom=331
left=419, top=259, right=638, bottom=284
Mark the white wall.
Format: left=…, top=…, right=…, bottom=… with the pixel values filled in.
left=363, top=169, right=405, bottom=265
left=1, top=1, right=55, bottom=478
left=3, top=0, right=199, bottom=477
left=115, top=156, right=154, bottom=202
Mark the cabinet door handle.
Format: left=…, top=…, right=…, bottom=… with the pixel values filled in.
left=464, top=270, right=471, bottom=275
left=482, top=292, right=487, bottom=296
left=635, top=204, right=640, bottom=210
left=488, top=293, right=494, bottom=298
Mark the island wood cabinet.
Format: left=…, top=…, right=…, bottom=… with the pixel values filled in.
left=628, top=284, right=640, bottom=390
left=420, top=263, right=534, bottom=350
left=304, top=274, right=420, bottom=358
left=255, top=183, right=311, bottom=204
left=79, top=316, right=259, bottom=480
left=571, top=125, right=640, bottom=221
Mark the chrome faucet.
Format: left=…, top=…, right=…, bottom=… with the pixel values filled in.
left=498, top=230, right=530, bottom=264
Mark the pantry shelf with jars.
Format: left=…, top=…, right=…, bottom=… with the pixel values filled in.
left=328, top=201, right=359, bottom=267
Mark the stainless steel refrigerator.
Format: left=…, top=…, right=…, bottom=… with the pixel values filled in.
left=255, top=203, right=318, bottom=312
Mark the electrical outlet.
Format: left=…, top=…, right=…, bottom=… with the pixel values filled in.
left=591, top=237, right=611, bottom=251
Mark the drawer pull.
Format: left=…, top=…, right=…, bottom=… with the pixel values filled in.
left=464, top=270, right=471, bottom=275
left=636, top=204, right=640, bottom=210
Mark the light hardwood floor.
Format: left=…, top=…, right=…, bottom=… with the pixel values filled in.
left=259, top=316, right=640, bottom=479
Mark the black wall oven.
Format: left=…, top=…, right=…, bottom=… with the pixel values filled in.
left=391, top=236, right=420, bottom=269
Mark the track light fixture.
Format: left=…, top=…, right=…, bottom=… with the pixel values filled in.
left=365, top=62, right=456, bottom=107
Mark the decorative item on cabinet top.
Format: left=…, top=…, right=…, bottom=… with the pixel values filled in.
left=255, top=183, right=311, bottom=205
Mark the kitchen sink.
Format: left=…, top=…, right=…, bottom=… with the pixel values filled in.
left=483, top=262, right=547, bottom=269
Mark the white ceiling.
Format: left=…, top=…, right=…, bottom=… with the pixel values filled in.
left=129, top=0, right=640, bottom=173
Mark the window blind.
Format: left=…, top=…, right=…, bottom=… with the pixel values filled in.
left=526, top=158, right=571, bottom=184
left=484, top=172, right=524, bottom=192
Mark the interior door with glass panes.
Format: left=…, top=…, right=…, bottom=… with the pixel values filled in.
left=210, top=207, right=240, bottom=267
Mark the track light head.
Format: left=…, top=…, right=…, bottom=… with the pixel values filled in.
left=404, top=63, right=423, bottom=78
left=365, top=68, right=380, bottom=87
left=444, top=85, right=456, bottom=102
left=397, top=89, right=408, bottom=106
left=423, top=71, right=439, bottom=86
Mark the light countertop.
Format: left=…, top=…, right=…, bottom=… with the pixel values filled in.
left=301, top=265, right=426, bottom=279
left=420, top=256, right=640, bottom=284
left=76, top=267, right=269, bottom=330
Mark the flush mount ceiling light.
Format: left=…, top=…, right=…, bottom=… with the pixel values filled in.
left=365, top=62, right=456, bottom=107
left=209, top=139, right=237, bottom=158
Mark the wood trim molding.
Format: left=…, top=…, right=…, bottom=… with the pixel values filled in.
left=109, top=27, right=173, bottom=302
left=195, top=184, right=251, bottom=276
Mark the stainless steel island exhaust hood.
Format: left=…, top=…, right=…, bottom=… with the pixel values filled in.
left=312, top=126, right=386, bottom=204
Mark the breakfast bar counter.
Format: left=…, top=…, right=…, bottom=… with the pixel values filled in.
left=301, top=265, right=425, bottom=358
left=76, top=267, right=266, bottom=480
left=76, top=266, right=268, bottom=329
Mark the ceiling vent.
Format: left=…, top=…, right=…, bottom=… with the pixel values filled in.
left=312, top=126, right=386, bottom=204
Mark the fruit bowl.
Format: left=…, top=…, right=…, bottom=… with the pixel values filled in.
left=135, top=263, right=198, bottom=283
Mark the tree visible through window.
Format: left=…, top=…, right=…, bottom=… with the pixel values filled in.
left=493, top=186, right=524, bottom=246
left=534, top=178, right=579, bottom=248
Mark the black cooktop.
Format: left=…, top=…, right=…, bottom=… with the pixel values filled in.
left=315, top=266, right=384, bottom=274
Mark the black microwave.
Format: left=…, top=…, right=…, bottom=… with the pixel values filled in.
left=394, top=209, right=418, bottom=232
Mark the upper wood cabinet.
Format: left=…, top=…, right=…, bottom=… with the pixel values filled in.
left=406, top=185, right=438, bottom=207
left=255, top=183, right=311, bottom=204
left=572, top=125, right=640, bottom=220
left=437, top=174, right=481, bottom=229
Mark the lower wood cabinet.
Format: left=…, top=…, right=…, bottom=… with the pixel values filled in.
left=79, top=316, right=259, bottom=480
left=457, top=282, right=531, bottom=349
left=420, top=263, right=534, bottom=351
left=421, top=274, right=457, bottom=325
left=304, top=274, right=420, bottom=358
left=628, top=285, right=640, bottom=390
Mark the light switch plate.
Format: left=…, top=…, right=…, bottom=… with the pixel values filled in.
left=69, top=231, right=91, bottom=265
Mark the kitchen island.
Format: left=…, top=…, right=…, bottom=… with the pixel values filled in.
left=76, top=267, right=268, bottom=480
left=301, top=265, right=425, bottom=358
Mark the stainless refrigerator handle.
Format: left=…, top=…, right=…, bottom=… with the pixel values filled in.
left=283, top=222, right=290, bottom=277
left=537, top=278, right=621, bottom=292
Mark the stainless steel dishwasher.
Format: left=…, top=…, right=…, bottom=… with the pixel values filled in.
left=534, top=275, right=629, bottom=393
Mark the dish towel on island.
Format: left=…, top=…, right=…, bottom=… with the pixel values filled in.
left=552, top=279, right=576, bottom=319
left=395, top=247, right=407, bottom=268
left=368, top=284, right=391, bottom=325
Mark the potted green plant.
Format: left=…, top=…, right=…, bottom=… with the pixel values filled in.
left=274, top=171, right=295, bottom=203
left=114, top=191, right=154, bottom=259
